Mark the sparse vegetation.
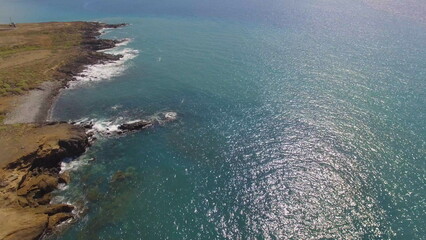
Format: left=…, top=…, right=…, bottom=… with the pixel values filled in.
left=0, top=22, right=87, bottom=97
left=0, top=22, right=92, bottom=125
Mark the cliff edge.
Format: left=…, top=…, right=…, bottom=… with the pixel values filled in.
left=0, top=123, right=88, bottom=240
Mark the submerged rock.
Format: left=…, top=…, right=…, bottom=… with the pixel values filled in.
left=77, top=168, right=138, bottom=239
left=111, top=167, right=136, bottom=183
left=111, top=171, right=127, bottom=183
left=87, top=187, right=102, bottom=202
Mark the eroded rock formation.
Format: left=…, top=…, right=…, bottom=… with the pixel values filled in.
left=0, top=123, right=89, bottom=240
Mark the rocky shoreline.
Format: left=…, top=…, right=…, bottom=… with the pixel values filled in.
left=56, top=22, right=126, bottom=85
left=0, top=124, right=89, bottom=240
left=3, top=22, right=128, bottom=124
left=0, top=22, right=128, bottom=240
left=43, top=22, right=127, bottom=122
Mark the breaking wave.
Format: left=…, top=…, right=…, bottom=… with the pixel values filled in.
left=70, top=39, right=139, bottom=87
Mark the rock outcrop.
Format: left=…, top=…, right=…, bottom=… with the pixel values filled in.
left=118, top=120, right=153, bottom=132
left=101, top=23, right=127, bottom=29
left=0, top=123, right=89, bottom=240
left=77, top=111, right=179, bottom=136
left=55, top=22, right=126, bottom=86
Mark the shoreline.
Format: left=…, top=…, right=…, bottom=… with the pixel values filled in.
left=0, top=21, right=127, bottom=240
left=4, top=81, right=62, bottom=124
left=3, top=22, right=126, bottom=125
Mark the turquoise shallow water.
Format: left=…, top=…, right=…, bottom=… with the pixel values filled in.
left=4, top=0, right=426, bottom=239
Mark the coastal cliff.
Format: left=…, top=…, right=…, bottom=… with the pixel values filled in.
left=0, top=124, right=88, bottom=240
left=0, top=22, right=125, bottom=239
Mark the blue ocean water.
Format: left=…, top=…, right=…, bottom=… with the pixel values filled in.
left=4, top=0, right=426, bottom=239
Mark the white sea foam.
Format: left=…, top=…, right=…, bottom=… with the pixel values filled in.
left=164, top=111, right=177, bottom=121
left=81, top=118, right=125, bottom=136
left=111, top=104, right=122, bottom=110
left=116, top=38, right=132, bottom=46
left=57, top=183, right=68, bottom=191
left=147, top=111, right=178, bottom=125
left=99, top=27, right=112, bottom=36
left=73, top=118, right=90, bottom=125
left=60, top=157, right=90, bottom=173
left=69, top=38, right=138, bottom=87
left=91, top=120, right=121, bottom=134
left=125, top=119, right=142, bottom=124
left=70, top=48, right=138, bottom=87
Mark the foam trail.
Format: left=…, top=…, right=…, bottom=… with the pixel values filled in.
left=59, top=157, right=91, bottom=174
left=115, top=38, right=132, bottom=46
left=99, top=28, right=111, bottom=35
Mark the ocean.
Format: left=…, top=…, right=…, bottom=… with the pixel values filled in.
left=3, top=0, right=426, bottom=239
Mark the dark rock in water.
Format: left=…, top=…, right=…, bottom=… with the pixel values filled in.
left=83, top=123, right=93, bottom=129
left=118, top=120, right=153, bottom=131
left=75, top=112, right=178, bottom=140
left=101, top=23, right=127, bottom=29
left=82, top=39, right=123, bottom=51
left=101, top=53, right=123, bottom=62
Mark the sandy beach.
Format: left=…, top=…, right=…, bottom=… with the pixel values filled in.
left=3, top=81, right=61, bottom=124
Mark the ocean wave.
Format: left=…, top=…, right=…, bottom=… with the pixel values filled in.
left=69, top=40, right=139, bottom=87
left=115, top=38, right=132, bottom=46
left=99, top=28, right=111, bottom=35
left=73, top=117, right=124, bottom=135
left=59, top=156, right=92, bottom=174
left=90, top=120, right=122, bottom=134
